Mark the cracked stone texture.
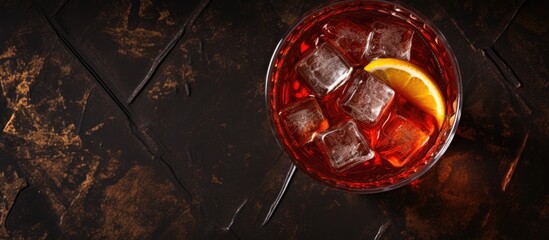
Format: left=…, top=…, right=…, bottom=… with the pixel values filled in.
left=0, top=164, right=27, bottom=238
left=0, top=0, right=547, bottom=239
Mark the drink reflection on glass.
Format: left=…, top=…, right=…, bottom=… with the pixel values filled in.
left=266, top=0, right=462, bottom=193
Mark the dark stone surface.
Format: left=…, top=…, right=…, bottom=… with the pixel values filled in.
left=0, top=0, right=547, bottom=239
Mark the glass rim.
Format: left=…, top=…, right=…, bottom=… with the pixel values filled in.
left=264, top=0, right=463, bottom=193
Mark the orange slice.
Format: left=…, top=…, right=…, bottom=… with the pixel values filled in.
left=364, top=58, right=445, bottom=127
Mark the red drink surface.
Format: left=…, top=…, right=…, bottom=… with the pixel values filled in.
left=267, top=1, right=459, bottom=191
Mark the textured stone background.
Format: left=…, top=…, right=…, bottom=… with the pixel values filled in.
left=0, top=0, right=547, bottom=239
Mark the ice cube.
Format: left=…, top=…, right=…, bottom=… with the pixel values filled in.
left=320, top=121, right=375, bottom=172
left=341, top=72, right=395, bottom=125
left=279, top=98, right=329, bottom=146
left=376, top=114, right=430, bottom=167
left=322, top=18, right=370, bottom=65
left=297, top=43, right=353, bottom=96
left=365, top=22, right=414, bottom=61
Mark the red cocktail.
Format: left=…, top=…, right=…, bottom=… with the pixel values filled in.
left=266, top=0, right=461, bottom=192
